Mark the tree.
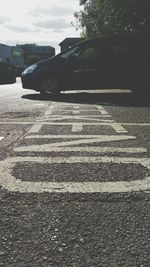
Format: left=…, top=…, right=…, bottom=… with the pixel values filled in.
left=75, top=0, right=150, bottom=38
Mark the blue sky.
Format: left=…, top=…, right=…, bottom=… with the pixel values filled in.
left=0, top=0, right=81, bottom=53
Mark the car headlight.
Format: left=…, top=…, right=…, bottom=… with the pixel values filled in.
left=22, top=64, right=38, bottom=75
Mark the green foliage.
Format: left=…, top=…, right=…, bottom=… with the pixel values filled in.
left=75, top=0, right=150, bottom=38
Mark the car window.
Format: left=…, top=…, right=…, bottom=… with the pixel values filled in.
left=75, top=43, right=118, bottom=61
left=76, top=46, right=102, bottom=60
left=60, top=46, right=79, bottom=59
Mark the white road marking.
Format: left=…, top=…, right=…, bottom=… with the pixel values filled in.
left=72, top=123, right=83, bottom=132
left=73, top=105, right=80, bottom=109
left=121, top=123, right=150, bottom=126
left=0, top=156, right=150, bottom=193
left=23, top=136, right=136, bottom=147
left=14, top=145, right=147, bottom=153
left=0, top=100, right=148, bottom=194
left=25, top=134, right=136, bottom=145
left=0, top=137, right=4, bottom=141
left=60, top=115, right=112, bottom=118
left=34, top=104, right=45, bottom=106
left=41, top=115, right=112, bottom=121
left=44, top=109, right=53, bottom=115
left=32, top=120, right=127, bottom=134
left=111, top=123, right=128, bottom=133
left=0, top=122, right=149, bottom=126
left=38, top=115, right=111, bottom=118
left=25, top=123, right=123, bottom=131
left=44, top=109, right=111, bottom=113
left=28, top=104, right=54, bottom=133
left=96, top=105, right=109, bottom=115
left=72, top=110, right=80, bottom=115
left=25, top=134, right=136, bottom=141
left=28, top=124, right=42, bottom=133
left=25, top=134, right=133, bottom=139
left=73, top=106, right=80, bottom=115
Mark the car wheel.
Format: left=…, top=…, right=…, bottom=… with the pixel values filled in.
left=40, top=77, right=61, bottom=96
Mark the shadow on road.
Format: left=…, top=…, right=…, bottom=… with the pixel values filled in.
left=22, top=91, right=150, bottom=108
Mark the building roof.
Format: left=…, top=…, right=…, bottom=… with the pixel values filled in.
left=0, top=43, right=10, bottom=48
left=59, top=38, right=81, bottom=46
left=17, top=44, right=55, bottom=55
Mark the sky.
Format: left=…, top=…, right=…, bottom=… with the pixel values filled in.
left=0, top=0, right=81, bottom=53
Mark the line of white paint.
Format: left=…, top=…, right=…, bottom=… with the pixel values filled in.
left=40, top=116, right=112, bottom=122
left=3, top=155, right=150, bottom=165
left=28, top=104, right=54, bottom=133
left=96, top=105, right=109, bottom=115
left=14, top=145, right=147, bottom=153
left=45, top=109, right=110, bottom=112
left=11, top=156, right=147, bottom=164
left=34, top=119, right=115, bottom=124
left=53, top=104, right=76, bottom=107
left=44, top=109, right=53, bottom=115
left=72, top=123, right=83, bottom=132
left=73, top=105, right=80, bottom=109
left=49, top=115, right=112, bottom=118
left=28, top=124, right=42, bottom=133
left=0, top=156, right=150, bottom=193
left=0, top=122, right=149, bottom=126
left=25, top=134, right=135, bottom=139
left=111, top=123, right=128, bottom=134
left=116, top=123, right=150, bottom=126
left=34, top=104, right=45, bottom=106
left=24, top=135, right=136, bottom=147
left=27, top=122, right=116, bottom=126
left=44, top=104, right=55, bottom=116
left=72, top=110, right=80, bottom=115
left=0, top=137, right=4, bottom=141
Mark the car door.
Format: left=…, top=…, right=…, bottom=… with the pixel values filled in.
left=106, top=41, right=133, bottom=89
left=65, top=41, right=124, bottom=90
left=59, top=40, right=131, bottom=91
left=67, top=43, right=108, bottom=90
left=59, top=42, right=109, bottom=90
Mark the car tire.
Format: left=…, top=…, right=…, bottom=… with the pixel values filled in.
left=40, top=77, right=61, bottom=96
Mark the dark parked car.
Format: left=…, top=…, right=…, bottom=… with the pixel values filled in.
left=21, top=35, right=150, bottom=96
left=0, top=62, right=16, bottom=85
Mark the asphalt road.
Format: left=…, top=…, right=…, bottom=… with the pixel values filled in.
left=0, top=79, right=150, bottom=267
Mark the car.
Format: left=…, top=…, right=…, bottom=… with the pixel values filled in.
left=0, top=62, right=16, bottom=85
left=21, top=35, right=150, bottom=96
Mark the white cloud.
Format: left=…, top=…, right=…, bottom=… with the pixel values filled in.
left=0, top=0, right=81, bottom=51
left=0, top=17, right=9, bottom=24
left=6, top=25, right=39, bottom=33
left=34, top=18, right=70, bottom=32
left=30, top=5, right=74, bottom=17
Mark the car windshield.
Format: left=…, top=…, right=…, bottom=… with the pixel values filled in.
left=60, top=46, right=79, bottom=59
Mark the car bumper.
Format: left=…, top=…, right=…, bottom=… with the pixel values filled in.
left=21, top=75, right=40, bottom=90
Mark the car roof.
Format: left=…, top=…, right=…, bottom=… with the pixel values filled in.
left=70, top=33, right=150, bottom=48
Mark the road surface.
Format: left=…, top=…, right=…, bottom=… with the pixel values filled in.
left=0, top=79, right=150, bottom=266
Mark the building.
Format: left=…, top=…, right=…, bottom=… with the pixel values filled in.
left=0, top=43, right=24, bottom=68
left=59, top=38, right=82, bottom=52
left=17, top=44, right=55, bottom=66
